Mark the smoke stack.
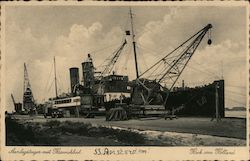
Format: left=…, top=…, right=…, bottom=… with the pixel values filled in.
left=69, top=67, right=79, bottom=93
left=82, top=54, right=94, bottom=88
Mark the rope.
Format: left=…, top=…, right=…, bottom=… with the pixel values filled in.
left=95, top=42, right=124, bottom=70
left=136, top=45, right=149, bottom=73
left=120, top=43, right=132, bottom=74
left=190, top=59, right=221, bottom=78
left=136, top=42, right=166, bottom=59
left=205, top=88, right=246, bottom=106
left=186, top=65, right=220, bottom=80
left=47, top=79, right=54, bottom=96
left=87, top=42, right=121, bottom=56
left=42, top=62, right=54, bottom=101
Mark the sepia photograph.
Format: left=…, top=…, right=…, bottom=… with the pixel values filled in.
left=1, top=1, right=249, bottom=160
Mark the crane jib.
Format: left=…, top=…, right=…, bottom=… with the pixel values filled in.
left=135, top=24, right=213, bottom=106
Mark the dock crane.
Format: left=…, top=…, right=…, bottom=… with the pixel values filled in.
left=23, top=63, right=36, bottom=114
left=11, top=94, right=16, bottom=106
left=96, top=39, right=127, bottom=95
left=11, top=94, right=22, bottom=113
left=132, top=24, right=213, bottom=108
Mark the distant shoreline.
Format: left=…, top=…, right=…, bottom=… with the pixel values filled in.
left=225, top=107, right=246, bottom=111
left=225, top=109, right=246, bottom=111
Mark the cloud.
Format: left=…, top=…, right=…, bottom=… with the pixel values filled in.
left=53, top=22, right=123, bottom=61
left=6, top=22, right=52, bottom=63
left=133, top=8, right=247, bottom=108
left=5, top=22, right=53, bottom=111
left=51, top=22, right=124, bottom=93
left=138, top=8, right=179, bottom=52
left=5, top=6, right=247, bottom=112
left=5, top=21, right=125, bottom=111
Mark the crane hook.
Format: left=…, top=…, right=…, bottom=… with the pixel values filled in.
left=207, top=27, right=212, bottom=45
left=208, top=39, right=212, bottom=45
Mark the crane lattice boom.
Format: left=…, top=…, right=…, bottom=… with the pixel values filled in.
left=100, top=39, right=127, bottom=78
left=96, top=39, right=127, bottom=94
left=136, top=24, right=212, bottom=105
left=23, top=63, right=36, bottom=112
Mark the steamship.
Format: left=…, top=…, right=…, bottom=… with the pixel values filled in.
left=45, top=54, right=131, bottom=117
left=44, top=9, right=224, bottom=118
left=44, top=53, right=224, bottom=118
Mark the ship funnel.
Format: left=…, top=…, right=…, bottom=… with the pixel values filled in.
left=69, top=67, right=79, bottom=93
left=82, top=54, right=95, bottom=88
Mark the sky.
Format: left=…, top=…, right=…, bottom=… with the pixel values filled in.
left=4, top=5, right=247, bottom=112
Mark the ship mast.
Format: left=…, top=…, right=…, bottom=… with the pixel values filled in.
left=54, top=56, right=58, bottom=98
left=129, top=8, right=139, bottom=79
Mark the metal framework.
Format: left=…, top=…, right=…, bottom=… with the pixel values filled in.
left=23, top=63, right=35, bottom=112
left=96, top=39, right=127, bottom=94
left=11, top=94, right=16, bottom=106
left=99, top=40, right=127, bottom=78
left=137, top=24, right=213, bottom=105
left=23, top=63, right=31, bottom=92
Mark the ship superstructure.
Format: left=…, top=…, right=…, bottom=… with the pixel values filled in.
left=45, top=54, right=106, bottom=118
